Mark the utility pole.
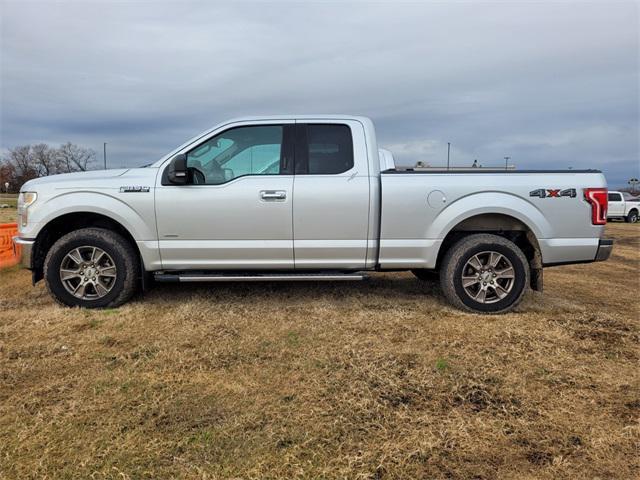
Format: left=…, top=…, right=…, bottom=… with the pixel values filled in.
left=447, top=142, right=451, bottom=170
left=103, top=143, right=107, bottom=170
left=504, top=156, right=511, bottom=171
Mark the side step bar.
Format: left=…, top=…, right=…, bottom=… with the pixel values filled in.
left=154, top=272, right=367, bottom=283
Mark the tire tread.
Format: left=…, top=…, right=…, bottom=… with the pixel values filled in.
left=44, top=228, right=139, bottom=308
left=439, top=234, right=529, bottom=314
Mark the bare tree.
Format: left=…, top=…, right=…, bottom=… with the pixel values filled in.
left=57, top=142, right=96, bottom=172
left=5, top=146, right=39, bottom=186
left=1, top=142, right=97, bottom=191
left=32, top=143, right=61, bottom=176
left=0, top=161, right=16, bottom=192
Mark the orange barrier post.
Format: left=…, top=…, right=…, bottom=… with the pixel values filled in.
left=0, top=223, right=20, bottom=269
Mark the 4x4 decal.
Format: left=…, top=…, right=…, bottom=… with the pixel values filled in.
left=529, top=188, right=576, bottom=198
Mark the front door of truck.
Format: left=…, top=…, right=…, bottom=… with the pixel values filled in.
left=607, top=192, right=624, bottom=216
left=292, top=122, right=370, bottom=269
left=155, top=123, right=295, bottom=270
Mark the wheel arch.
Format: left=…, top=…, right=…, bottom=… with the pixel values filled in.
left=31, top=212, right=142, bottom=283
left=434, top=212, right=543, bottom=291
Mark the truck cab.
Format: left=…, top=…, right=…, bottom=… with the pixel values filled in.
left=155, top=116, right=379, bottom=271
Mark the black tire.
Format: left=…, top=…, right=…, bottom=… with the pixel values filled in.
left=626, top=210, right=638, bottom=223
left=439, top=234, right=529, bottom=314
left=44, top=228, right=139, bottom=308
left=411, top=269, right=439, bottom=281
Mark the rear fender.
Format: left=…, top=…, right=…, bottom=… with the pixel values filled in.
left=426, top=192, right=550, bottom=240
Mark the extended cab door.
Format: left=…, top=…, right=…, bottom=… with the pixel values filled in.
left=155, top=122, right=295, bottom=270
left=608, top=192, right=624, bottom=216
left=292, top=121, right=370, bottom=269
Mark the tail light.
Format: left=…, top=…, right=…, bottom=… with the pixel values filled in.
left=584, top=188, right=608, bottom=225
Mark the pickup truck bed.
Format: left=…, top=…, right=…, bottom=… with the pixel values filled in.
left=380, top=169, right=607, bottom=267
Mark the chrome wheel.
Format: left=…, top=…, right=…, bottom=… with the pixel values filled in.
left=461, top=251, right=515, bottom=304
left=59, top=246, right=117, bottom=300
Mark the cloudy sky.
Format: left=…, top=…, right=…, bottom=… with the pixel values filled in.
left=1, top=0, right=638, bottom=186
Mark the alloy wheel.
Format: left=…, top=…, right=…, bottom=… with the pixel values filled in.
left=461, top=251, right=515, bottom=304
left=59, top=246, right=117, bottom=300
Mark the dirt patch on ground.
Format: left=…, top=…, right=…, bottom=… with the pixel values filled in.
left=0, top=223, right=638, bottom=478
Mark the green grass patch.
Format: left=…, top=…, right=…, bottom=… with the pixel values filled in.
left=435, top=358, right=450, bottom=372
left=286, top=330, right=301, bottom=347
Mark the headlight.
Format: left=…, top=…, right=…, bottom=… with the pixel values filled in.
left=20, top=192, right=38, bottom=207
left=18, top=191, right=38, bottom=227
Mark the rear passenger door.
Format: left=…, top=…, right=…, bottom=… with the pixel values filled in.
left=292, top=122, right=370, bottom=269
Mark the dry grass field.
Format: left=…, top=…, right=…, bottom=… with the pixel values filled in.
left=0, top=194, right=18, bottom=224
left=0, top=224, right=638, bottom=479
left=0, top=208, right=17, bottom=225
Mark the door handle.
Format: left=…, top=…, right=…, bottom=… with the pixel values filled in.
left=260, top=190, right=287, bottom=200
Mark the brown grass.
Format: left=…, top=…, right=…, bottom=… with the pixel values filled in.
left=1, top=224, right=638, bottom=479
left=0, top=207, right=17, bottom=224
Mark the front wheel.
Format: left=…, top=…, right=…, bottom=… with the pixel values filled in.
left=44, top=228, right=139, bottom=308
left=439, top=234, right=529, bottom=314
left=626, top=210, right=638, bottom=223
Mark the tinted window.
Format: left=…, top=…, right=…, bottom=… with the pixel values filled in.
left=608, top=193, right=622, bottom=201
left=186, top=125, right=283, bottom=184
left=307, top=124, right=354, bottom=174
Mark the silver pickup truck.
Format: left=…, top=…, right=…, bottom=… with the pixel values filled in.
left=13, top=115, right=612, bottom=313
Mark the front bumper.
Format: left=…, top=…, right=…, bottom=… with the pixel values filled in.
left=12, top=236, right=35, bottom=269
left=594, top=238, right=613, bottom=262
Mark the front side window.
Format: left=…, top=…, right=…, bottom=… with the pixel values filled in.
left=186, top=125, right=283, bottom=184
left=608, top=193, right=622, bottom=202
left=306, top=124, right=354, bottom=174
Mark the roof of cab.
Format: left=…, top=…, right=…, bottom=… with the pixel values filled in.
left=223, top=114, right=372, bottom=123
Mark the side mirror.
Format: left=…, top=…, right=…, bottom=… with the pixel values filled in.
left=167, top=154, right=188, bottom=185
left=223, top=168, right=234, bottom=182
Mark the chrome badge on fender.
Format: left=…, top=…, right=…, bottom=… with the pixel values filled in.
left=119, top=186, right=150, bottom=193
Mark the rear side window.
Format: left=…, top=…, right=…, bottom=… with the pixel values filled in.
left=303, top=124, right=354, bottom=174
left=608, top=193, right=622, bottom=201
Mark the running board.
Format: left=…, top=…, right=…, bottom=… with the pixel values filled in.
left=154, top=272, right=367, bottom=283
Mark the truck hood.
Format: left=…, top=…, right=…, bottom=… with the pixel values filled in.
left=21, top=169, right=131, bottom=190
left=20, top=168, right=163, bottom=193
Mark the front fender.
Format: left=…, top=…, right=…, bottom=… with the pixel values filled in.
left=21, top=190, right=157, bottom=241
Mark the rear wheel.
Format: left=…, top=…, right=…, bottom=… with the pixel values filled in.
left=439, top=234, right=529, bottom=314
left=44, top=228, right=139, bottom=308
left=626, top=210, right=638, bottom=223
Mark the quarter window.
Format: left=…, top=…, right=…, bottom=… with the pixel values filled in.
left=306, top=124, right=354, bottom=174
left=186, top=125, right=283, bottom=184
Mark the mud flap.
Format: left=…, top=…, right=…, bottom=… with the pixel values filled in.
left=531, top=267, right=543, bottom=292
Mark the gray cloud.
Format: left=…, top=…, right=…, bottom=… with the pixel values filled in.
left=1, top=0, right=638, bottom=186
